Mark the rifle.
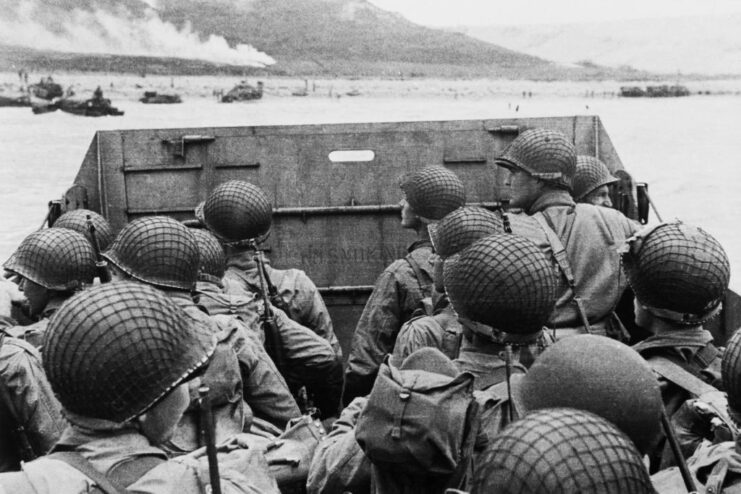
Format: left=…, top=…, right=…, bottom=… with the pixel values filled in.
left=199, top=386, right=222, bottom=494
left=251, top=241, right=287, bottom=374
left=86, top=214, right=111, bottom=283
left=0, top=334, right=37, bottom=464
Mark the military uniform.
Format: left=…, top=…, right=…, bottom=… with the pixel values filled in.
left=3, top=297, right=63, bottom=350
left=344, top=239, right=434, bottom=404
left=0, top=334, right=65, bottom=472
left=392, top=294, right=462, bottom=361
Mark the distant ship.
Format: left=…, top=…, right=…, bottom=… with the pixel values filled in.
left=221, top=81, right=263, bottom=102
left=620, top=85, right=691, bottom=98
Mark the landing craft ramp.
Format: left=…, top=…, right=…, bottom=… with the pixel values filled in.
left=58, top=116, right=740, bottom=355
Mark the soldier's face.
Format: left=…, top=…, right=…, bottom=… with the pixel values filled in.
left=138, top=383, right=190, bottom=445
left=583, top=185, right=613, bottom=208
left=506, top=169, right=542, bottom=210
left=18, top=277, right=48, bottom=316
left=399, top=197, right=422, bottom=229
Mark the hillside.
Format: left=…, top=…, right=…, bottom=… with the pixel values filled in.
left=0, top=0, right=653, bottom=79
left=461, top=15, right=741, bottom=77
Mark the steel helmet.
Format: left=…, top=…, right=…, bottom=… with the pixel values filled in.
left=400, top=166, right=465, bottom=221
left=4, top=228, right=96, bottom=291
left=444, top=234, right=558, bottom=335
left=103, top=216, right=199, bottom=291
left=722, top=329, right=741, bottom=418
left=428, top=206, right=504, bottom=259
left=43, top=282, right=216, bottom=423
left=521, top=334, right=662, bottom=454
left=191, top=228, right=226, bottom=280
left=495, top=128, right=577, bottom=191
left=201, top=180, right=272, bottom=242
left=573, top=156, right=619, bottom=201
left=52, top=209, right=115, bottom=251
left=622, top=221, right=730, bottom=325
left=471, top=408, right=654, bottom=494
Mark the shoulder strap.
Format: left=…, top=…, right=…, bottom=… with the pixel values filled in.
left=648, top=356, right=718, bottom=397
left=405, top=253, right=433, bottom=300
left=107, top=455, right=167, bottom=487
left=47, top=451, right=130, bottom=494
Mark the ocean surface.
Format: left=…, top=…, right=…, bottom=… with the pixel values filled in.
left=1, top=76, right=740, bottom=290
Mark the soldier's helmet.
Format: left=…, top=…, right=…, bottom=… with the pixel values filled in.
left=103, top=216, right=199, bottom=291
left=521, top=334, right=662, bottom=454
left=495, top=128, right=577, bottom=191
left=399, top=166, right=465, bottom=221
left=428, top=206, right=504, bottom=259
left=471, top=408, right=654, bottom=494
left=52, top=209, right=115, bottom=252
left=43, top=282, right=216, bottom=423
left=573, top=156, right=619, bottom=201
left=201, top=180, right=273, bottom=243
left=721, top=329, right=741, bottom=420
left=622, top=221, right=730, bottom=325
left=4, top=228, right=96, bottom=291
left=444, top=234, right=557, bottom=335
left=191, top=228, right=226, bottom=281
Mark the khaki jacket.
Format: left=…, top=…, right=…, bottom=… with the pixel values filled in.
left=392, top=295, right=463, bottom=361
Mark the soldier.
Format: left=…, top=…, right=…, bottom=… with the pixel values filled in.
left=191, top=227, right=343, bottom=420
left=3, top=228, right=96, bottom=348
left=102, top=216, right=300, bottom=444
left=572, top=155, right=619, bottom=207
left=52, top=209, right=115, bottom=252
left=471, top=409, right=655, bottom=494
left=625, top=221, right=729, bottom=470
left=198, top=180, right=340, bottom=356
left=652, top=328, right=741, bottom=492
left=494, top=128, right=639, bottom=339
left=344, top=165, right=465, bottom=404
left=0, top=282, right=279, bottom=493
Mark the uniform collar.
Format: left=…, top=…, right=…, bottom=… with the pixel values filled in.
left=527, top=189, right=575, bottom=214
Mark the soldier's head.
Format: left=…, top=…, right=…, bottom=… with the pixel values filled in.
left=52, top=209, right=115, bottom=251
left=399, top=166, right=465, bottom=230
left=471, top=408, right=654, bottom=494
left=444, top=234, right=558, bottom=340
left=722, top=329, right=741, bottom=422
left=520, top=335, right=663, bottom=454
left=103, top=216, right=199, bottom=292
left=190, top=228, right=226, bottom=285
left=43, top=282, right=215, bottom=443
left=573, top=156, right=618, bottom=207
left=622, top=221, right=730, bottom=329
left=495, top=128, right=576, bottom=210
left=428, top=206, right=504, bottom=292
left=4, top=228, right=96, bottom=315
left=199, top=180, right=272, bottom=245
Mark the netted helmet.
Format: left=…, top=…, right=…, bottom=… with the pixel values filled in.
left=103, top=216, right=199, bottom=291
left=471, top=408, right=654, bottom=494
left=191, top=228, right=226, bottom=280
left=201, top=180, right=272, bottom=242
left=428, top=206, right=504, bottom=259
left=444, top=234, right=558, bottom=334
left=43, top=282, right=216, bottom=423
left=722, top=329, right=741, bottom=418
left=573, top=156, right=618, bottom=201
left=52, top=209, right=114, bottom=251
left=521, top=335, right=662, bottom=454
left=399, top=166, right=465, bottom=221
left=495, top=128, right=576, bottom=191
left=622, top=221, right=730, bottom=325
left=3, top=228, right=96, bottom=291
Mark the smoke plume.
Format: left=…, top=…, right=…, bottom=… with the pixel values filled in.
left=0, top=0, right=274, bottom=67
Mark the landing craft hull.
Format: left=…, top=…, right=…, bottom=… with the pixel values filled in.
left=52, top=116, right=741, bottom=356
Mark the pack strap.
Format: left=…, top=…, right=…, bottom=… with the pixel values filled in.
left=533, top=212, right=592, bottom=333
left=694, top=343, right=721, bottom=369
left=405, top=254, right=433, bottom=300
left=47, top=451, right=130, bottom=494
left=648, top=356, right=717, bottom=397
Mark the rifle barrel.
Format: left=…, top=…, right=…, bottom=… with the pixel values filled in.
left=199, top=386, right=222, bottom=494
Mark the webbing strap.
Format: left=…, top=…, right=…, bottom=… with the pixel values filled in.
left=533, top=212, right=592, bottom=333
left=47, top=451, right=129, bottom=494
left=649, top=357, right=717, bottom=397
left=405, top=253, right=433, bottom=300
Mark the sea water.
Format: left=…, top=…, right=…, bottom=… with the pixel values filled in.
left=1, top=79, right=740, bottom=289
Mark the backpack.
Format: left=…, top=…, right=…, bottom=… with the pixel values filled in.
left=355, top=355, right=477, bottom=480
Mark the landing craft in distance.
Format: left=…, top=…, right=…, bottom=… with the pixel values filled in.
left=220, top=81, right=263, bottom=102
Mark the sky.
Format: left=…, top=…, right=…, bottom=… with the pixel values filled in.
left=366, top=0, right=741, bottom=26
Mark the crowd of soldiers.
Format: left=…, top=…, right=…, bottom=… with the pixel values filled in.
left=0, top=127, right=735, bottom=493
